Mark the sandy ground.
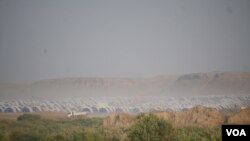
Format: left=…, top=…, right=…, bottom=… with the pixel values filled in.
left=0, top=112, right=23, bottom=120
left=0, top=112, right=109, bottom=120
left=0, top=112, right=68, bottom=120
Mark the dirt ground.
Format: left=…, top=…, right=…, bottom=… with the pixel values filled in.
left=0, top=112, right=68, bottom=120
left=0, top=112, right=109, bottom=120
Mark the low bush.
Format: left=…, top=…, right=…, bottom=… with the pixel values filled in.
left=17, top=114, right=41, bottom=121
left=127, top=113, right=174, bottom=141
left=173, top=126, right=221, bottom=141
left=12, top=133, right=39, bottom=141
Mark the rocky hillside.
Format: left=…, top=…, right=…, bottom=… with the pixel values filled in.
left=227, top=107, right=250, bottom=124
left=173, top=72, right=250, bottom=95
left=155, top=105, right=224, bottom=127
left=103, top=106, right=250, bottom=128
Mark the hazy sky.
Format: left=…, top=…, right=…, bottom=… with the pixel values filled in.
left=0, top=0, right=250, bottom=83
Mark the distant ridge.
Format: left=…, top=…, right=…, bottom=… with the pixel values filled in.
left=0, top=72, right=250, bottom=99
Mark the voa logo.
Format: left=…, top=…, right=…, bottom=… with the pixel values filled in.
left=222, top=125, right=249, bottom=141
left=226, top=129, right=246, bottom=136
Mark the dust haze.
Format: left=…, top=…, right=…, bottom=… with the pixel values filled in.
left=0, top=0, right=250, bottom=113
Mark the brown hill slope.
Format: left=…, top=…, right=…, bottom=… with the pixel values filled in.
left=155, top=105, right=225, bottom=127
left=103, top=106, right=250, bottom=128
left=227, top=107, right=250, bottom=124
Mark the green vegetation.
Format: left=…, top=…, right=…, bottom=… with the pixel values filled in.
left=173, top=126, right=221, bottom=141
left=0, top=113, right=222, bottom=141
left=17, top=114, right=41, bottom=121
left=128, top=113, right=174, bottom=141
left=0, top=114, right=103, bottom=141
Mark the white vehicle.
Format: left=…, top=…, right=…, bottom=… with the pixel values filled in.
left=67, top=111, right=88, bottom=118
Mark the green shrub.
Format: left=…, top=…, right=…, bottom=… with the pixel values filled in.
left=75, top=117, right=103, bottom=127
left=0, top=132, right=5, bottom=141
left=12, top=133, right=39, bottom=141
left=17, top=114, right=41, bottom=121
left=72, top=132, right=87, bottom=141
left=9, top=129, right=40, bottom=141
left=85, top=131, right=104, bottom=141
left=103, top=127, right=123, bottom=141
left=173, top=126, right=221, bottom=141
left=128, top=113, right=174, bottom=141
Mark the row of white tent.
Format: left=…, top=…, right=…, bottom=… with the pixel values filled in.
left=0, top=106, right=38, bottom=113
left=0, top=95, right=249, bottom=113
left=0, top=105, right=146, bottom=113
